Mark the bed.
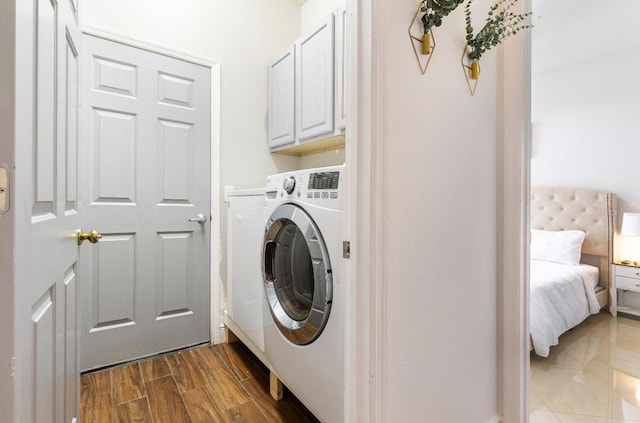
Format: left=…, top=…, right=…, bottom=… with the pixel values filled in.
left=530, top=187, right=616, bottom=357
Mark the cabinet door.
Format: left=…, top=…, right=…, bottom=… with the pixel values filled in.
left=268, top=46, right=296, bottom=148
left=296, top=14, right=335, bottom=142
left=335, top=3, right=347, bottom=132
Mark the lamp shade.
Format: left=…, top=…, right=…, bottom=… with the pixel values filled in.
left=621, top=212, right=640, bottom=237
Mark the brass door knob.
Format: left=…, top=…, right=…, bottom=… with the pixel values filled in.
left=77, top=229, right=102, bottom=245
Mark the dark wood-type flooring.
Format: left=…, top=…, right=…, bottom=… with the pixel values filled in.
left=81, top=342, right=321, bottom=423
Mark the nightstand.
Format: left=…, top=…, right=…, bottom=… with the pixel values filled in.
left=611, top=263, right=640, bottom=317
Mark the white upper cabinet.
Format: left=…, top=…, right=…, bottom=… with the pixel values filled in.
left=295, top=13, right=335, bottom=143
left=268, top=5, right=347, bottom=155
left=268, top=46, right=296, bottom=148
left=335, top=2, right=347, bottom=132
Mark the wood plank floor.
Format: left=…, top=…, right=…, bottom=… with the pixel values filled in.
left=81, top=342, right=320, bottom=423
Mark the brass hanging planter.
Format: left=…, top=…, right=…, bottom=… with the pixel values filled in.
left=408, top=2, right=436, bottom=75
left=421, top=32, right=432, bottom=55
left=470, top=60, right=480, bottom=80
left=461, top=44, right=480, bottom=96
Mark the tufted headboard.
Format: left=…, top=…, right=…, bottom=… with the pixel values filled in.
left=531, top=187, right=617, bottom=308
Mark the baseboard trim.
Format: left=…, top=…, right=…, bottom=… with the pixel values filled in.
left=217, top=324, right=226, bottom=344
left=486, top=415, right=502, bottom=423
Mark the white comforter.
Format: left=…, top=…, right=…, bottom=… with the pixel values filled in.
left=530, top=260, right=601, bottom=357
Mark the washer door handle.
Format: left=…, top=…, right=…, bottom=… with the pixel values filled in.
left=264, top=241, right=276, bottom=282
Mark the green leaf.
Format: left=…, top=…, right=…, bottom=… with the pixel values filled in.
left=463, top=0, right=531, bottom=58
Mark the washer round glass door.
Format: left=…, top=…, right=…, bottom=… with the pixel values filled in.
left=262, top=203, right=332, bottom=345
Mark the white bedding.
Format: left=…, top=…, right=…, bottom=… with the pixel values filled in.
left=530, top=260, right=601, bottom=357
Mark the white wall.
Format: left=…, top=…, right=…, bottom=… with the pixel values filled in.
left=299, top=148, right=345, bottom=168
left=301, top=0, right=339, bottom=34
left=376, top=0, right=498, bottom=420
left=531, top=49, right=640, bottom=259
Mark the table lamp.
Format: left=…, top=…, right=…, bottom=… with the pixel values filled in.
left=621, top=212, right=640, bottom=265
left=622, top=213, right=640, bottom=237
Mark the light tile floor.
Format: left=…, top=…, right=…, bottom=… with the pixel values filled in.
left=531, top=312, right=640, bottom=422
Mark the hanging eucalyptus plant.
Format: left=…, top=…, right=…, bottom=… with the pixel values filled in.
left=421, top=0, right=465, bottom=34
left=464, top=0, right=532, bottom=62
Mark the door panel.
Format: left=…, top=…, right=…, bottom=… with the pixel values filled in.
left=158, top=72, right=194, bottom=107
left=93, top=109, right=137, bottom=203
left=34, top=0, right=56, bottom=217
left=14, top=0, right=81, bottom=421
left=81, top=34, right=211, bottom=370
left=63, top=265, right=79, bottom=423
left=93, top=57, right=137, bottom=97
left=64, top=33, right=79, bottom=213
left=158, top=119, right=193, bottom=203
left=68, top=0, right=78, bottom=22
left=157, top=231, right=193, bottom=316
left=32, top=286, right=55, bottom=423
left=92, top=234, right=136, bottom=329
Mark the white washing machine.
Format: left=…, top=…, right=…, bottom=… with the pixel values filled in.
left=262, top=165, right=346, bottom=423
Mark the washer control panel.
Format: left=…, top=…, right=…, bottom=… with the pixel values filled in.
left=265, top=165, right=345, bottom=208
left=308, top=171, right=340, bottom=190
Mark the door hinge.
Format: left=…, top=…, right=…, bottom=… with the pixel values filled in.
left=0, top=166, right=9, bottom=215
left=343, top=241, right=350, bottom=259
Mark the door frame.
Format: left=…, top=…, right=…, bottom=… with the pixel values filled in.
left=344, top=0, right=371, bottom=421
left=0, top=1, right=16, bottom=421
left=80, top=25, right=224, bottom=344
left=496, top=0, right=532, bottom=420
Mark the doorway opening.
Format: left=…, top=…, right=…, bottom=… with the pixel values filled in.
left=525, top=1, right=640, bottom=421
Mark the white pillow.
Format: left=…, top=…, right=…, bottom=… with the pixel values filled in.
left=530, top=229, right=586, bottom=265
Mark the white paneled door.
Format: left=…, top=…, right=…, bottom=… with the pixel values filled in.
left=13, top=0, right=81, bottom=422
left=80, top=35, right=211, bottom=370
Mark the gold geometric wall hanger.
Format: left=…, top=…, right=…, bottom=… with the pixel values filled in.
left=408, top=2, right=436, bottom=75
left=461, top=44, right=480, bottom=95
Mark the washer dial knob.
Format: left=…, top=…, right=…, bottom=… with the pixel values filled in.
left=283, top=176, right=296, bottom=194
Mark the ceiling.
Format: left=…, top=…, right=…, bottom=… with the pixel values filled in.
left=532, top=0, right=640, bottom=74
